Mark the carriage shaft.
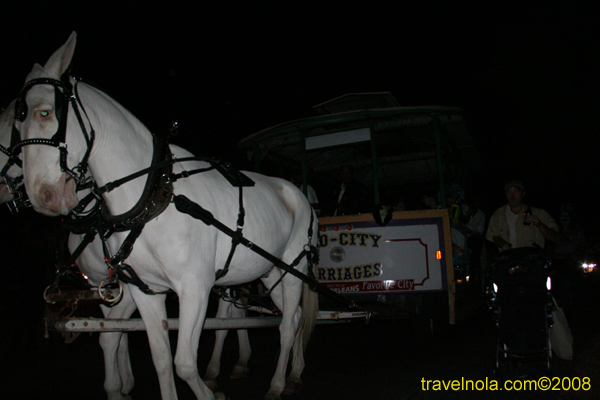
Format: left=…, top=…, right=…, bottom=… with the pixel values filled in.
left=51, top=311, right=367, bottom=332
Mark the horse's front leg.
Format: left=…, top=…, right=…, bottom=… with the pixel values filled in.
left=99, top=284, right=138, bottom=400
left=204, top=290, right=251, bottom=391
left=263, top=276, right=303, bottom=400
left=174, top=281, right=220, bottom=399
left=230, top=300, right=251, bottom=381
left=203, top=296, right=231, bottom=391
left=129, top=286, right=177, bottom=400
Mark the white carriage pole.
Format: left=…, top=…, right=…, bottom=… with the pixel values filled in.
left=53, top=310, right=369, bottom=333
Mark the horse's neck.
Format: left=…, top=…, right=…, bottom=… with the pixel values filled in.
left=83, top=85, right=154, bottom=216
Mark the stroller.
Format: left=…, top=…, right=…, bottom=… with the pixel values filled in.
left=488, top=247, right=554, bottom=378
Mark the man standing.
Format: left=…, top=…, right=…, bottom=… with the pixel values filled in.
left=288, top=171, right=319, bottom=211
left=333, top=165, right=369, bottom=216
left=486, top=180, right=558, bottom=251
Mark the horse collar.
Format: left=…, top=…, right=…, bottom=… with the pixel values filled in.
left=100, top=135, right=174, bottom=232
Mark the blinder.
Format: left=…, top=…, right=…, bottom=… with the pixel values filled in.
left=13, top=76, right=72, bottom=144
left=9, top=74, right=95, bottom=189
left=14, top=96, right=27, bottom=123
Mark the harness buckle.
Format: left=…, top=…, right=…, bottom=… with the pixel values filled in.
left=6, top=190, right=31, bottom=214
left=75, top=174, right=96, bottom=191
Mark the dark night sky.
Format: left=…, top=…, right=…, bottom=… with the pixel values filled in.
left=2, top=2, right=599, bottom=229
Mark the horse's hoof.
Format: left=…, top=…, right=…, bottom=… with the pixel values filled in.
left=264, top=392, right=281, bottom=400
left=230, top=364, right=250, bottom=380
left=214, top=392, right=228, bottom=400
left=283, top=378, right=303, bottom=396
left=107, top=393, right=132, bottom=400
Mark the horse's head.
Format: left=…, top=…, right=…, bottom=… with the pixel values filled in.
left=14, top=32, right=81, bottom=216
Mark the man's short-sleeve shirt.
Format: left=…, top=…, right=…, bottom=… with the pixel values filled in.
left=486, top=204, right=558, bottom=249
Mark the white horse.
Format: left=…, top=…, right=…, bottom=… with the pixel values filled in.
left=0, top=100, right=139, bottom=399
left=1, top=101, right=256, bottom=399
left=14, top=32, right=318, bottom=400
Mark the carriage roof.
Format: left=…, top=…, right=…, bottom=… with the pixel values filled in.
left=238, top=92, right=482, bottom=198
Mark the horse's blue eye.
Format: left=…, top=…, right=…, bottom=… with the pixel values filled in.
left=40, top=111, right=49, bottom=117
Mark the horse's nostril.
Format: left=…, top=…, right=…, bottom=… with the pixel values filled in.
left=43, top=189, right=56, bottom=206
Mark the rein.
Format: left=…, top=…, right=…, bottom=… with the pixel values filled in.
left=0, top=109, right=28, bottom=212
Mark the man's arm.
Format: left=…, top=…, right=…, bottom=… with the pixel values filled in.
left=525, top=209, right=559, bottom=243
left=486, top=208, right=505, bottom=246
left=532, top=218, right=559, bottom=243
left=492, top=235, right=511, bottom=251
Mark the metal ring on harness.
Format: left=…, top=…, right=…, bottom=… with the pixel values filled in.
left=43, top=285, right=57, bottom=304
left=98, top=278, right=123, bottom=303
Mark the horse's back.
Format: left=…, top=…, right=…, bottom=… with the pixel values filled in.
left=169, top=144, right=311, bottom=232
left=166, top=145, right=314, bottom=284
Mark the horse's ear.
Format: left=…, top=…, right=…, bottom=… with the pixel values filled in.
left=43, top=31, right=77, bottom=78
left=24, top=63, right=45, bottom=84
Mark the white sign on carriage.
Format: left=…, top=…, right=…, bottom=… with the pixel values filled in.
left=316, top=210, right=449, bottom=295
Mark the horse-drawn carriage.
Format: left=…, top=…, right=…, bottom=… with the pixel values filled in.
left=239, top=92, right=484, bottom=324
left=1, top=33, right=482, bottom=399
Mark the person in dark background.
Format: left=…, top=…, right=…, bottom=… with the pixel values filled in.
left=551, top=203, right=587, bottom=311
left=461, top=195, right=486, bottom=238
left=486, top=180, right=558, bottom=252
left=331, top=164, right=369, bottom=216
left=422, top=193, right=440, bottom=210
left=444, top=184, right=469, bottom=266
left=393, top=196, right=406, bottom=212
left=445, top=183, right=465, bottom=226
left=461, top=194, right=486, bottom=283
left=288, top=171, right=320, bottom=215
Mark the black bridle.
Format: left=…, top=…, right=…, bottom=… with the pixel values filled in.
left=8, top=74, right=95, bottom=190
left=0, top=103, right=27, bottom=212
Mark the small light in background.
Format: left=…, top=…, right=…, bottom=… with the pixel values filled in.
left=582, top=263, right=596, bottom=273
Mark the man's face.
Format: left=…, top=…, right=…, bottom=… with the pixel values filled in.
left=506, top=186, right=524, bottom=208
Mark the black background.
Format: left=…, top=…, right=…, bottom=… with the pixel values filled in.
left=1, top=2, right=599, bottom=226
left=2, top=3, right=600, bottom=398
